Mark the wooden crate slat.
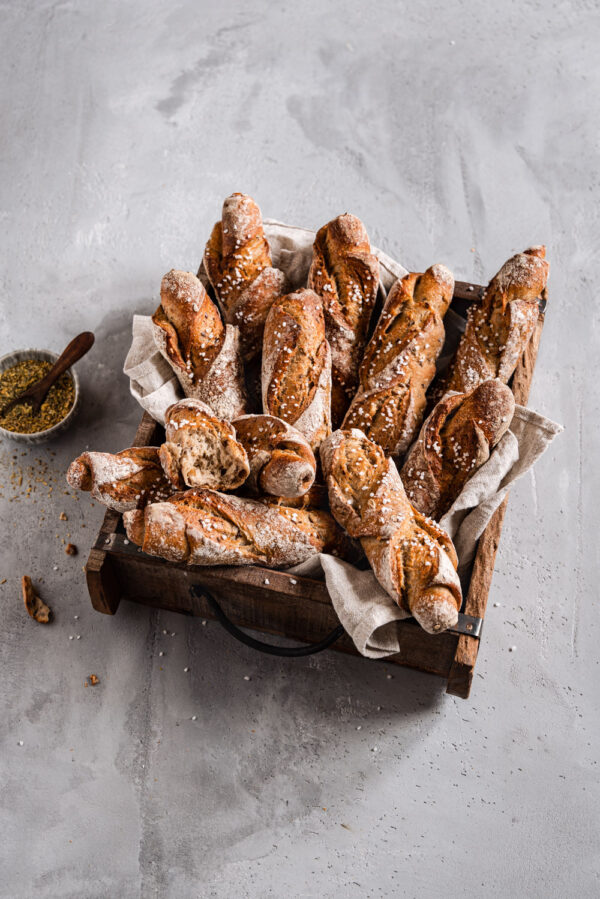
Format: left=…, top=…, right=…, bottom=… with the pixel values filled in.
left=104, top=551, right=460, bottom=678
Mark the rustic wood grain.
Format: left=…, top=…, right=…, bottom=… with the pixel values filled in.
left=133, top=411, right=162, bottom=446
left=103, top=546, right=459, bottom=677
left=86, top=509, right=122, bottom=614
left=453, top=280, right=485, bottom=301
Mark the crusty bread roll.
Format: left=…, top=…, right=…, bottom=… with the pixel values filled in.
left=343, top=264, right=454, bottom=457
left=152, top=269, right=247, bottom=420
left=401, top=380, right=515, bottom=520
left=232, top=414, right=316, bottom=498
left=308, top=214, right=379, bottom=426
left=434, top=246, right=549, bottom=397
left=158, top=398, right=249, bottom=491
left=66, top=447, right=174, bottom=512
left=123, top=488, right=356, bottom=568
left=320, top=429, right=462, bottom=634
left=261, top=288, right=332, bottom=450
left=203, top=193, right=287, bottom=360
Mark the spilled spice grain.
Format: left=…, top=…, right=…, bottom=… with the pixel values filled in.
left=0, top=360, right=74, bottom=433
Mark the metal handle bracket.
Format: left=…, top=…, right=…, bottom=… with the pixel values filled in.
left=190, top=585, right=344, bottom=657
left=449, top=613, right=483, bottom=638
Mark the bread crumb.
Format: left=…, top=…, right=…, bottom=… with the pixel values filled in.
left=59, top=512, right=68, bottom=521
left=65, top=543, right=77, bottom=555
left=22, top=575, right=52, bottom=623
left=89, top=674, right=99, bottom=686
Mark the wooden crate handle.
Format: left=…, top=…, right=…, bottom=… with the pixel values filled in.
left=192, top=586, right=345, bottom=657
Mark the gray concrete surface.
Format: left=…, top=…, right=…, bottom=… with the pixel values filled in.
left=1, top=1, right=598, bottom=896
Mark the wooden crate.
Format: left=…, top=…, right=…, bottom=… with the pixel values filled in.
left=85, top=280, right=545, bottom=699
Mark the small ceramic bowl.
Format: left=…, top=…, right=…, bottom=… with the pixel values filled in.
left=0, top=348, right=81, bottom=444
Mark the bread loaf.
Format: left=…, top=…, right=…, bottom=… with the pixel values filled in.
left=256, top=495, right=361, bottom=562
left=342, top=265, right=454, bottom=457
left=320, top=429, right=462, bottom=634
left=401, top=380, right=515, bottom=520
left=66, top=447, right=174, bottom=513
left=159, top=398, right=249, bottom=491
left=261, top=288, right=332, bottom=450
left=308, top=214, right=379, bottom=425
left=203, top=193, right=287, bottom=360
left=434, top=246, right=549, bottom=397
left=123, top=488, right=355, bottom=568
left=232, top=414, right=316, bottom=498
left=152, top=269, right=247, bottom=420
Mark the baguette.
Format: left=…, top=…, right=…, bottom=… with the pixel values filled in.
left=152, top=269, right=247, bottom=420
left=123, top=488, right=355, bottom=568
left=434, top=246, right=549, bottom=397
left=203, top=193, right=287, bottom=360
left=308, top=214, right=379, bottom=426
left=401, top=380, right=515, bottom=520
left=342, top=265, right=454, bottom=456
left=66, top=447, right=174, bottom=513
left=159, top=398, right=249, bottom=491
left=261, top=288, right=332, bottom=450
left=232, top=414, right=316, bottom=498
left=320, top=429, right=462, bottom=634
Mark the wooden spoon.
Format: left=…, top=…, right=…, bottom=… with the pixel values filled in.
left=0, top=331, right=95, bottom=419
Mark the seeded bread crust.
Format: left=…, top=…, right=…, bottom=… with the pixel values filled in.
left=343, top=264, right=454, bottom=457
left=261, top=288, right=332, bottom=450
left=232, top=413, right=316, bottom=498
left=123, top=487, right=356, bottom=568
left=433, top=246, right=549, bottom=399
left=66, top=447, right=175, bottom=513
left=204, top=193, right=287, bottom=360
left=401, top=380, right=515, bottom=520
left=152, top=269, right=247, bottom=419
left=308, top=214, right=380, bottom=426
left=320, top=429, right=462, bottom=634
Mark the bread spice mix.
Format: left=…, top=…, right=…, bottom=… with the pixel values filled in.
left=0, top=359, right=74, bottom=433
